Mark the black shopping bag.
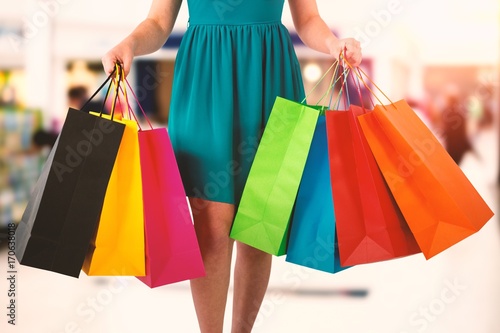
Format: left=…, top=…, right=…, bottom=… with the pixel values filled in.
left=15, top=72, right=125, bottom=277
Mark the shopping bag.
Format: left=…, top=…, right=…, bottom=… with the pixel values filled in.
left=15, top=107, right=125, bottom=277
left=82, top=115, right=145, bottom=276
left=285, top=116, right=346, bottom=273
left=117, top=77, right=204, bottom=286
left=136, top=127, right=205, bottom=287
left=327, top=104, right=421, bottom=266
left=357, top=99, right=494, bottom=259
left=230, top=97, right=321, bottom=255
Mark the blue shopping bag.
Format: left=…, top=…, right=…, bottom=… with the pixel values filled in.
left=285, top=116, right=348, bottom=273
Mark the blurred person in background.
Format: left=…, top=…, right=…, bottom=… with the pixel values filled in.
left=68, top=85, right=108, bottom=114
left=101, top=0, right=362, bottom=332
left=30, top=86, right=96, bottom=155
left=440, top=86, right=475, bottom=165
left=30, top=85, right=101, bottom=155
left=31, top=129, right=57, bottom=151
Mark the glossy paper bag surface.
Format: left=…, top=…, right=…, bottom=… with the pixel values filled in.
left=286, top=116, right=346, bottom=273
left=83, top=116, right=145, bottom=276
left=137, top=128, right=205, bottom=287
left=15, top=109, right=124, bottom=277
left=230, top=97, right=321, bottom=256
left=327, top=105, right=420, bottom=266
left=358, top=100, right=494, bottom=259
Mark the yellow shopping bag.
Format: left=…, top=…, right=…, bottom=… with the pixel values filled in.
left=82, top=114, right=145, bottom=276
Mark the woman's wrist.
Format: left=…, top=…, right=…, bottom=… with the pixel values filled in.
left=325, top=35, right=341, bottom=58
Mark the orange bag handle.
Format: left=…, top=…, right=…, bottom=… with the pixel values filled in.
left=339, top=52, right=395, bottom=110
left=301, top=59, right=352, bottom=108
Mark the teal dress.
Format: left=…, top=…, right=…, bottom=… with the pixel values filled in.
left=169, top=0, right=305, bottom=205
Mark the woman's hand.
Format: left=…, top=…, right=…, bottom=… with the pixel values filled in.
left=327, top=37, right=362, bottom=67
left=289, top=0, right=363, bottom=67
left=102, top=40, right=135, bottom=77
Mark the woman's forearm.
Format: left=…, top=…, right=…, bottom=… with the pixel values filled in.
left=289, top=0, right=362, bottom=66
left=293, top=14, right=339, bottom=55
left=102, top=0, right=182, bottom=74
left=126, top=18, right=173, bottom=57
left=127, top=0, right=183, bottom=56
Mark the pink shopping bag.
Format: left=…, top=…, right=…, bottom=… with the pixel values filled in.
left=136, top=127, right=205, bottom=287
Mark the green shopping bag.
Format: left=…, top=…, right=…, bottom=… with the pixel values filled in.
left=229, top=97, right=322, bottom=255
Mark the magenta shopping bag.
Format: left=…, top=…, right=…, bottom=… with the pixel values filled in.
left=136, top=127, right=205, bottom=287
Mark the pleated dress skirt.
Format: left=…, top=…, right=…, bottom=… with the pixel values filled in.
left=168, top=0, right=305, bottom=205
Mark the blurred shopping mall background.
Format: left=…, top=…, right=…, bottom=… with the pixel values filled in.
left=0, top=0, right=499, bottom=332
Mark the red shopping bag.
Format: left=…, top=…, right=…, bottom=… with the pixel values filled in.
left=326, top=104, right=420, bottom=267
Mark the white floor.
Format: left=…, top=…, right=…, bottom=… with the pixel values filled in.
left=1, top=128, right=499, bottom=333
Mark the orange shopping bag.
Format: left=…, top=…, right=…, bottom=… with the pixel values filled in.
left=355, top=70, right=494, bottom=259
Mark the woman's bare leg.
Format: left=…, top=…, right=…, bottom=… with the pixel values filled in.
left=189, top=198, right=235, bottom=333
left=231, top=242, right=272, bottom=333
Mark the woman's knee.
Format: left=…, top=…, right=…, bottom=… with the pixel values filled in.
left=236, top=242, right=271, bottom=260
left=189, top=198, right=236, bottom=256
